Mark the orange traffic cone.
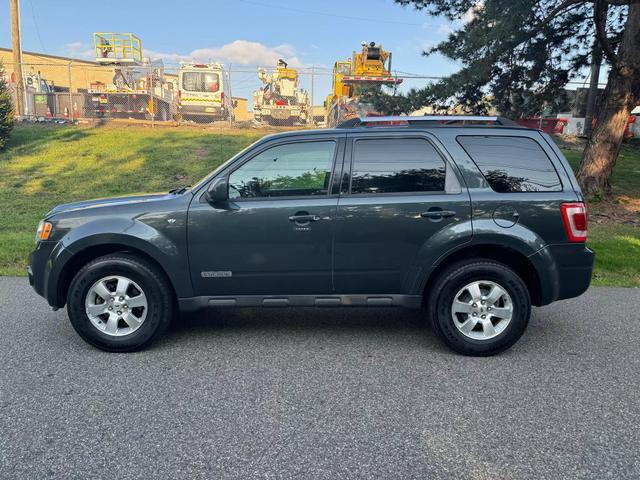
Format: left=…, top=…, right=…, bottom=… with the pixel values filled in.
left=46, top=106, right=52, bottom=118
left=64, top=107, right=69, bottom=118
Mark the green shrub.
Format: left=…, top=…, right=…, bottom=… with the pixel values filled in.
left=0, top=63, right=14, bottom=150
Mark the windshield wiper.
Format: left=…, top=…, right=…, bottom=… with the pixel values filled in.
left=169, top=185, right=191, bottom=195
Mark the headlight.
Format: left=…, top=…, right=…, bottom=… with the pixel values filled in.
left=35, top=221, right=53, bottom=243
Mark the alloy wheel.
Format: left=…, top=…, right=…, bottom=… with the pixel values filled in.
left=451, top=280, right=513, bottom=340
left=84, top=275, right=148, bottom=337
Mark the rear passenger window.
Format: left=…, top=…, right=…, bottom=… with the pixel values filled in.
left=351, top=138, right=446, bottom=194
left=457, top=136, right=562, bottom=193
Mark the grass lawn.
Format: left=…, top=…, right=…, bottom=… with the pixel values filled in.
left=0, top=124, right=639, bottom=287
left=0, top=124, right=262, bottom=276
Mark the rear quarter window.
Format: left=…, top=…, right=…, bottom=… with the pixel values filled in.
left=457, top=135, right=562, bottom=192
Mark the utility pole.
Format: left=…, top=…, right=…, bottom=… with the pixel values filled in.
left=309, top=65, right=314, bottom=126
left=10, top=0, right=24, bottom=116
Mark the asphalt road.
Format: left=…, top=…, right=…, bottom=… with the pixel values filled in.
left=0, top=277, right=639, bottom=480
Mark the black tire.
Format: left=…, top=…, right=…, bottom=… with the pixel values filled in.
left=67, top=253, right=174, bottom=352
left=426, top=259, right=531, bottom=356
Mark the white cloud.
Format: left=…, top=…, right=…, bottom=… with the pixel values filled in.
left=188, top=40, right=304, bottom=67
left=63, top=40, right=306, bottom=67
left=63, top=42, right=94, bottom=59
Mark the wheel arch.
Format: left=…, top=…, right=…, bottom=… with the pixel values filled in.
left=420, top=243, right=546, bottom=306
left=54, top=243, right=179, bottom=309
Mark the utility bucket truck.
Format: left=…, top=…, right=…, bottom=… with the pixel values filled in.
left=89, top=33, right=177, bottom=121
left=326, top=41, right=402, bottom=127
left=253, top=60, right=309, bottom=126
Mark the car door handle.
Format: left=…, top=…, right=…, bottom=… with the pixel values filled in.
left=420, top=210, right=456, bottom=219
left=289, top=214, right=321, bottom=223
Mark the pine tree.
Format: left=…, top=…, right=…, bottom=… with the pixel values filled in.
left=0, top=63, right=14, bottom=151
left=368, top=0, right=640, bottom=196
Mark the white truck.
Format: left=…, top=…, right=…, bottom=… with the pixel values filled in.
left=177, top=62, right=234, bottom=123
left=253, top=60, right=309, bottom=126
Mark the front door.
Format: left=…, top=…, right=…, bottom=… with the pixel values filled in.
left=188, top=136, right=344, bottom=296
left=333, top=134, right=472, bottom=294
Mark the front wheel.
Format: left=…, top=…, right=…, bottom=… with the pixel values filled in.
left=427, top=260, right=531, bottom=356
left=67, top=253, right=174, bottom=352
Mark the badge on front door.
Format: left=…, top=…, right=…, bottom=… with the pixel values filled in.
left=201, top=271, right=233, bottom=278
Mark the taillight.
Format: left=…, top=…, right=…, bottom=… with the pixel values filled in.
left=561, top=202, right=588, bottom=242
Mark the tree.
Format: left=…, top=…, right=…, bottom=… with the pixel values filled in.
left=577, top=0, right=640, bottom=195
left=368, top=0, right=639, bottom=196
left=0, top=63, right=14, bottom=151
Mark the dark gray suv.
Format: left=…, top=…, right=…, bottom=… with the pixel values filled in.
left=28, top=116, right=594, bottom=355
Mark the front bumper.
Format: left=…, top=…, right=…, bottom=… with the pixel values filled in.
left=27, top=265, right=34, bottom=287
left=28, top=241, right=72, bottom=308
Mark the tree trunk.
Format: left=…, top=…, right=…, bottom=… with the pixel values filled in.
left=583, top=41, right=603, bottom=138
left=577, top=3, right=640, bottom=196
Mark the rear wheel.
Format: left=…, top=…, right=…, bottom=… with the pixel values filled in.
left=67, top=253, right=174, bottom=352
left=427, top=260, right=531, bottom=356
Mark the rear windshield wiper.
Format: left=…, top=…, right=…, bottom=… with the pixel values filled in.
left=169, top=185, right=191, bottom=194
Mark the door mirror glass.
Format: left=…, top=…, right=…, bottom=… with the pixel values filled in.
left=206, top=177, right=229, bottom=203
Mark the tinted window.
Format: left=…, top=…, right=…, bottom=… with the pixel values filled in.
left=182, top=72, right=220, bottom=92
left=457, top=136, right=562, bottom=192
left=229, top=141, right=335, bottom=198
left=351, top=139, right=446, bottom=194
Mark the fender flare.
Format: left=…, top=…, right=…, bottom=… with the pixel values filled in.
left=47, top=218, right=192, bottom=306
left=413, top=225, right=559, bottom=305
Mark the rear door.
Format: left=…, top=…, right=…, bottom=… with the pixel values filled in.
left=333, top=132, right=472, bottom=294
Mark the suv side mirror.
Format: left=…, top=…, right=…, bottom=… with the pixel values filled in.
left=205, top=178, right=229, bottom=203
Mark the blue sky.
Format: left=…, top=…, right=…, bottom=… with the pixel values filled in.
left=2, top=0, right=463, bottom=103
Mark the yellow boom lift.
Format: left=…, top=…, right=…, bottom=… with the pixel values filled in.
left=325, top=41, right=402, bottom=127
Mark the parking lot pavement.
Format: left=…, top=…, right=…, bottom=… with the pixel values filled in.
left=0, top=277, right=639, bottom=480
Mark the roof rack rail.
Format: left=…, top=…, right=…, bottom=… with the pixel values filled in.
left=336, top=115, right=517, bottom=128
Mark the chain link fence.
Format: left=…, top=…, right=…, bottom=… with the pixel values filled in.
left=2, top=60, right=343, bottom=130
left=4, top=60, right=632, bottom=136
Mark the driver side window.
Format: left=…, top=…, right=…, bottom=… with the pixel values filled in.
left=228, top=141, right=336, bottom=199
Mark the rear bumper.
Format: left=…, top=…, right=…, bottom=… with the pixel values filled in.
left=178, top=105, right=224, bottom=116
left=257, top=108, right=302, bottom=118
left=553, top=244, right=595, bottom=301
left=529, top=243, right=594, bottom=305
